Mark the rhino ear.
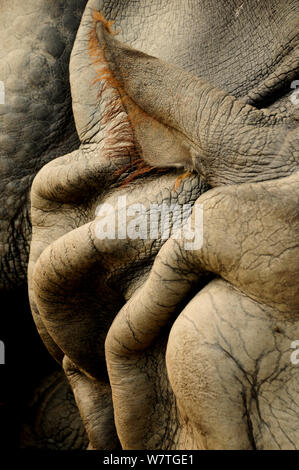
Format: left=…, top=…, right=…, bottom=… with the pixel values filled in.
left=69, top=6, right=129, bottom=147
left=70, top=6, right=193, bottom=170
left=93, top=17, right=194, bottom=170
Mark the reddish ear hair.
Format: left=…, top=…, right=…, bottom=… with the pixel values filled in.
left=92, top=10, right=115, bottom=34
left=87, top=10, right=188, bottom=189
left=88, top=10, right=119, bottom=93
left=114, top=159, right=170, bottom=188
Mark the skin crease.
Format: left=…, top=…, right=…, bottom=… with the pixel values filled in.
left=105, top=173, right=299, bottom=449
left=0, top=0, right=88, bottom=291
left=0, top=0, right=89, bottom=450
left=7, top=0, right=296, bottom=449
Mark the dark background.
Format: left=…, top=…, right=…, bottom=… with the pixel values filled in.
left=0, top=287, right=56, bottom=450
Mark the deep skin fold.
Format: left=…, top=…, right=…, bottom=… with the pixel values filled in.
left=27, top=0, right=298, bottom=448
left=0, top=0, right=91, bottom=450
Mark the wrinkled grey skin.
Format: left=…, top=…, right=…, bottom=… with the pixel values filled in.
left=1, top=0, right=298, bottom=449
left=0, top=0, right=88, bottom=449
left=0, top=0, right=88, bottom=290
